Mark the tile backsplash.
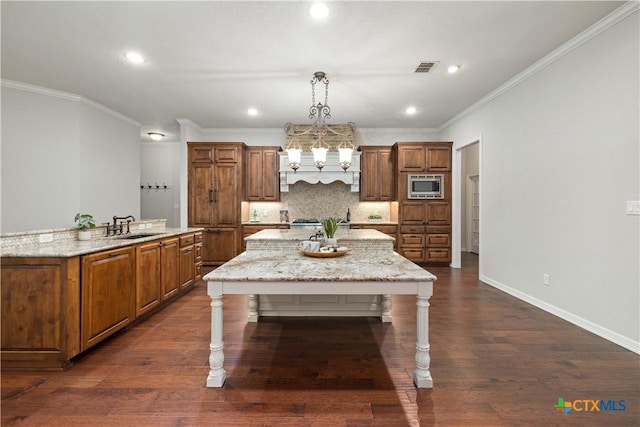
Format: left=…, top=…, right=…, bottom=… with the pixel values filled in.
left=248, top=182, right=393, bottom=222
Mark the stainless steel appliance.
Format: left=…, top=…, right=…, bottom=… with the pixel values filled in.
left=407, top=174, right=444, bottom=199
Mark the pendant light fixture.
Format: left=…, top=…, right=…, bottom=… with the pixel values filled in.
left=284, top=71, right=356, bottom=172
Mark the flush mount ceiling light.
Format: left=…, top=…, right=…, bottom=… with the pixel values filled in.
left=247, top=108, right=258, bottom=116
left=405, top=106, right=417, bottom=115
left=284, top=71, right=356, bottom=172
left=309, top=2, right=329, bottom=19
left=147, top=132, right=164, bottom=141
left=125, top=51, right=145, bottom=64
left=447, top=64, right=461, bottom=73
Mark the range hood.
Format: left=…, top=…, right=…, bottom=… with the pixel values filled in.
left=278, top=151, right=361, bottom=192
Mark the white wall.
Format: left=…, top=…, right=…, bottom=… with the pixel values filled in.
left=1, top=83, right=141, bottom=232
left=440, top=10, right=639, bottom=352
left=140, top=141, right=181, bottom=227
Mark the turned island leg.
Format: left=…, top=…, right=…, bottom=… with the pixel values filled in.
left=207, top=282, right=226, bottom=387
left=413, top=286, right=433, bottom=388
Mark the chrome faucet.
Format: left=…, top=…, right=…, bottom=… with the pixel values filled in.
left=106, top=215, right=136, bottom=236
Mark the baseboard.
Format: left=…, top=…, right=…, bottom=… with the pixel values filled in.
left=480, top=275, right=640, bottom=355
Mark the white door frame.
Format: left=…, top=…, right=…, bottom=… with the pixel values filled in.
left=451, top=135, right=482, bottom=269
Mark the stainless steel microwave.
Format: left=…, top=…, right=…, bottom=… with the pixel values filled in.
left=407, top=174, right=444, bottom=199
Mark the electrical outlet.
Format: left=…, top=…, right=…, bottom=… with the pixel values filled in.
left=138, top=223, right=146, bottom=230
left=543, top=274, right=550, bottom=286
left=38, top=233, right=53, bottom=243
left=626, top=201, right=640, bottom=215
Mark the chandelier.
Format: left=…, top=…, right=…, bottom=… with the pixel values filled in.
left=284, top=71, right=356, bottom=172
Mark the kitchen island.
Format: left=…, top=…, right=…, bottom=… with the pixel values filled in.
left=204, top=229, right=436, bottom=388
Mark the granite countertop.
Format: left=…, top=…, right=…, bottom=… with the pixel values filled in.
left=1, top=227, right=204, bottom=258
left=204, top=249, right=436, bottom=283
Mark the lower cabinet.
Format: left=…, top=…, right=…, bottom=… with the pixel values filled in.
left=202, top=227, right=238, bottom=265
left=81, top=247, right=135, bottom=352
left=136, top=241, right=162, bottom=317
left=1, top=230, right=203, bottom=370
left=1, top=256, right=81, bottom=370
left=160, top=237, right=180, bottom=300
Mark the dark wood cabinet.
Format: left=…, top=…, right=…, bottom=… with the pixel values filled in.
left=81, top=247, right=135, bottom=351
left=397, top=142, right=452, bottom=173
left=359, top=146, right=395, bottom=201
left=1, top=256, right=81, bottom=370
left=395, top=142, right=452, bottom=264
left=135, top=241, right=162, bottom=317
left=160, top=237, right=180, bottom=300
left=179, top=233, right=195, bottom=290
left=246, top=146, right=280, bottom=201
left=188, top=142, right=245, bottom=265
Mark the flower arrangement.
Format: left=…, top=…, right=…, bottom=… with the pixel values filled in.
left=318, top=217, right=342, bottom=239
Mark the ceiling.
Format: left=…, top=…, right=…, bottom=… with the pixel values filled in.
left=1, top=1, right=624, bottom=141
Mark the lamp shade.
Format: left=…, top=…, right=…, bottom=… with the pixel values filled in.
left=312, top=147, right=328, bottom=170
left=338, top=147, right=353, bottom=171
left=286, top=147, right=302, bottom=171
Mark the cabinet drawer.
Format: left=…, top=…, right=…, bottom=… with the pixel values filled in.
left=426, top=248, right=450, bottom=262
left=194, top=232, right=203, bottom=243
left=426, top=233, right=450, bottom=247
left=400, top=247, right=425, bottom=262
left=195, top=243, right=202, bottom=261
left=400, top=233, right=425, bottom=246
left=180, top=234, right=195, bottom=247
left=400, top=225, right=426, bottom=234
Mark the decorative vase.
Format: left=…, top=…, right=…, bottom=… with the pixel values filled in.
left=78, top=230, right=92, bottom=241
left=325, top=237, right=337, bottom=247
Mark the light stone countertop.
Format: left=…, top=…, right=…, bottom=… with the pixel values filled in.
left=204, top=250, right=436, bottom=283
left=1, top=227, right=203, bottom=258
left=207, top=228, right=434, bottom=283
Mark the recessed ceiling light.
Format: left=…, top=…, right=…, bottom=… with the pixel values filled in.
left=447, top=64, right=460, bottom=73
left=125, top=51, right=145, bottom=64
left=147, top=132, right=164, bottom=141
left=247, top=108, right=258, bottom=116
left=309, top=2, right=329, bottom=19
left=405, top=106, right=417, bottom=115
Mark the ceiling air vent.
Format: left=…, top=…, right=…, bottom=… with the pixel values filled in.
left=415, top=61, right=439, bottom=73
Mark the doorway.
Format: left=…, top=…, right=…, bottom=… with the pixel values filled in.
left=467, top=174, right=480, bottom=254
left=460, top=141, right=480, bottom=257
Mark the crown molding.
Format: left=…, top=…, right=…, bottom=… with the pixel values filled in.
left=438, top=1, right=640, bottom=132
left=1, top=79, right=140, bottom=127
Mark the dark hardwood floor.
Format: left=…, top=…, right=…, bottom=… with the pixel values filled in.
left=2, top=253, right=638, bottom=426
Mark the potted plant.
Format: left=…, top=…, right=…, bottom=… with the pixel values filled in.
left=318, top=217, right=342, bottom=246
left=75, top=213, right=96, bottom=241
left=368, top=214, right=382, bottom=223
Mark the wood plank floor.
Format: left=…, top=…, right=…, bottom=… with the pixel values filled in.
left=2, top=253, right=638, bottom=426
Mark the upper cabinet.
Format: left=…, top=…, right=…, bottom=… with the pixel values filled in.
left=396, top=142, right=452, bottom=172
left=359, top=146, right=395, bottom=201
left=245, top=146, right=280, bottom=201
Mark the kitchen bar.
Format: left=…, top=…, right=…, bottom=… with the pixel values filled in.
left=204, top=229, right=436, bottom=388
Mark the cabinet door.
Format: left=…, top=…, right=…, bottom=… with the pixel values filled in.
left=261, top=148, right=280, bottom=201
left=81, top=247, right=135, bottom=351
left=246, top=148, right=263, bottom=200
left=179, top=245, right=195, bottom=290
left=135, top=241, right=161, bottom=317
left=427, top=146, right=452, bottom=172
left=401, top=201, right=427, bottom=225
left=360, top=149, right=380, bottom=201
left=202, top=228, right=238, bottom=265
left=426, top=201, right=451, bottom=225
left=189, top=162, right=215, bottom=227
left=160, top=237, right=180, bottom=300
left=378, top=149, right=395, bottom=200
left=398, top=145, right=427, bottom=172
left=214, top=163, right=239, bottom=226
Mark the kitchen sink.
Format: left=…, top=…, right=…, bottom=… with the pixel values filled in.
left=117, top=233, right=163, bottom=240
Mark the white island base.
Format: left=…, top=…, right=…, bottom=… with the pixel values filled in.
left=204, top=229, right=436, bottom=389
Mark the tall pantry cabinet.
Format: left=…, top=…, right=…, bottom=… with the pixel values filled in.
left=395, top=142, right=452, bottom=264
left=188, top=142, right=245, bottom=265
